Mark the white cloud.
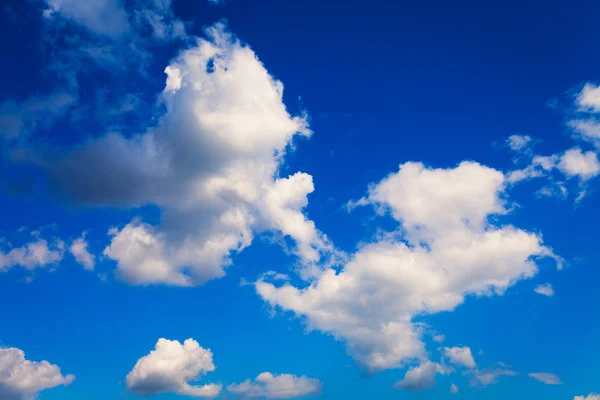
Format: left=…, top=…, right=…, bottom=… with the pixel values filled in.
left=257, top=161, right=559, bottom=372
left=450, top=383, right=459, bottom=394
left=432, top=335, right=445, bottom=343
left=528, top=372, right=562, bottom=385
left=69, top=234, right=95, bottom=270
left=507, top=134, right=532, bottom=152
left=469, top=367, right=518, bottom=386
left=576, top=83, right=600, bottom=113
left=533, top=283, right=554, bottom=297
left=0, top=236, right=64, bottom=271
left=443, top=346, right=476, bottom=368
left=569, top=119, right=600, bottom=148
left=393, top=362, right=451, bottom=391
left=558, top=148, right=600, bottom=180
left=228, top=372, right=322, bottom=398
left=575, top=395, right=600, bottom=400
left=0, top=347, right=74, bottom=400
left=48, top=23, right=335, bottom=286
left=126, top=338, right=221, bottom=397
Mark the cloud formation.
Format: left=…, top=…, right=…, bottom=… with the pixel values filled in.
left=534, top=283, right=554, bottom=297
left=126, top=338, right=221, bottom=397
left=69, top=234, right=95, bottom=270
left=528, top=372, right=562, bottom=385
left=0, top=234, right=64, bottom=272
left=469, top=367, right=518, bottom=386
left=257, top=161, right=559, bottom=372
left=0, top=347, right=74, bottom=400
left=443, top=346, right=476, bottom=368
left=393, top=362, right=451, bottom=391
left=228, top=372, right=322, bottom=398
left=44, top=23, right=335, bottom=286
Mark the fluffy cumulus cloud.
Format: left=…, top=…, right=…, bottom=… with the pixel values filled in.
left=528, top=372, right=562, bottom=385
left=69, top=234, right=95, bottom=270
left=0, top=235, right=65, bottom=272
left=46, top=23, right=334, bottom=286
left=558, top=148, right=600, bottom=180
left=393, top=362, right=452, bottom=391
left=228, top=372, right=322, bottom=398
left=257, top=161, right=559, bottom=372
left=450, top=383, right=459, bottom=394
left=0, top=347, right=74, bottom=400
left=126, top=338, right=221, bottom=397
left=443, top=346, right=476, bottom=368
left=576, top=83, right=600, bottom=113
left=534, top=283, right=554, bottom=297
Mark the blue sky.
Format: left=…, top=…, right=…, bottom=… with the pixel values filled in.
left=0, top=0, right=599, bottom=399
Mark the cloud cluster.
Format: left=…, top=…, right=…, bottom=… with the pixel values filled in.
left=0, top=347, right=74, bottom=400
left=0, top=235, right=64, bottom=272
left=507, top=83, right=600, bottom=201
left=257, top=161, right=559, bottom=372
left=126, top=338, right=221, bottom=397
left=228, top=372, right=323, bottom=398
left=43, top=23, right=335, bottom=286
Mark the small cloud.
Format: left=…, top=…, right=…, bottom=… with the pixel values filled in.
left=529, top=372, right=562, bottom=385
left=70, top=233, right=95, bottom=271
left=228, top=372, right=322, bottom=398
left=469, top=367, right=518, bottom=387
left=534, top=283, right=554, bottom=297
left=433, top=334, right=445, bottom=343
left=443, top=346, right=476, bottom=369
left=450, top=383, right=459, bottom=394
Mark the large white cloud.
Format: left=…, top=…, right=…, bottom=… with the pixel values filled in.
left=257, top=161, right=559, bottom=372
left=47, top=23, right=334, bottom=286
left=126, top=338, right=221, bottom=397
left=0, top=347, right=74, bottom=400
left=228, top=372, right=322, bottom=398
